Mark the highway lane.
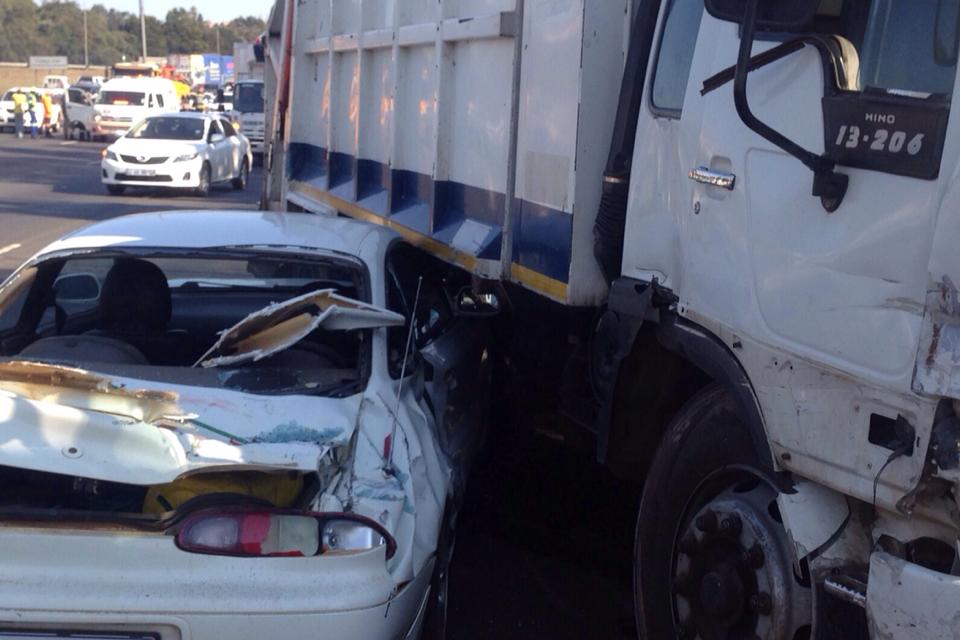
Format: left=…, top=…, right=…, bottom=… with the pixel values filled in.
left=0, top=134, right=261, bottom=279
left=0, top=132, right=637, bottom=639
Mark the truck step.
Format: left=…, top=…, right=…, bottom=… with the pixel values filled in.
left=823, top=573, right=867, bottom=609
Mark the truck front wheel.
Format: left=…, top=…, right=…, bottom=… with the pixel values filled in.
left=635, top=384, right=812, bottom=640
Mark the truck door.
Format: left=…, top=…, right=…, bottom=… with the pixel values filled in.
left=683, top=2, right=959, bottom=389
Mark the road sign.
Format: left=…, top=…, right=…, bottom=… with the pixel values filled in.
left=28, top=56, right=68, bottom=69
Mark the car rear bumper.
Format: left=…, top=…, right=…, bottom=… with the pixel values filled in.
left=0, top=525, right=429, bottom=640
left=102, top=158, right=203, bottom=189
left=866, top=551, right=960, bottom=638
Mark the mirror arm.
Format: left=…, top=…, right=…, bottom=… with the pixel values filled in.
left=732, top=0, right=848, bottom=212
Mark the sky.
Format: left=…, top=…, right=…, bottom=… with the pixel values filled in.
left=89, top=0, right=271, bottom=23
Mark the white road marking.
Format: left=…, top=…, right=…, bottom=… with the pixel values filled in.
left=0, top=244, right=21, bottom=256
left=60, top=141, right=77, bottom=146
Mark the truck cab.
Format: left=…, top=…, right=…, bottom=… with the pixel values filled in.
left=230, top=79, right=265, bottom=156
left=265, top=0, right=960, bottom=637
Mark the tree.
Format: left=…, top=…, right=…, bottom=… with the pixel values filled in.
left=0, top=1, right=266, bottom=64
left=164, top=7, right=208, bottom=54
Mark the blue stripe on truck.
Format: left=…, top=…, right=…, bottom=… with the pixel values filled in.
left=287, top=142, right=573, bottom=285
left=512, top=199, right=573, bottom=284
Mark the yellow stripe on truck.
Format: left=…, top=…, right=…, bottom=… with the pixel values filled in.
left=290, top=180, right=568, bottom=302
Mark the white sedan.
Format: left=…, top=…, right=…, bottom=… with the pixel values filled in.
left=101, top=112, right=252, bottom=196
left=0, top=211, right=494, bottom=640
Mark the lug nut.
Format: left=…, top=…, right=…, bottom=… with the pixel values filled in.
left=719, top=514, right=742, bottom=537
left=696, top=511, right=718, bottom=533
left=748, top=592, right=772, bottom=615
left=741, top=544, right=765, bottom=569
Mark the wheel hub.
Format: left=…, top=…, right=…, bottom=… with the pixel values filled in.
left=672, top=480, right=811, bottom=640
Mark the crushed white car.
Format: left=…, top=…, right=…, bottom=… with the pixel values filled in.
left=0, top=210, right=493, bottom=639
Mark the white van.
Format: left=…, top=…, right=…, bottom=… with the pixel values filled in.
left=92, top=78, right=178, bottom=139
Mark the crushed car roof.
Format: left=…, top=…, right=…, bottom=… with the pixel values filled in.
left=36, top=211, right=398, bottom=261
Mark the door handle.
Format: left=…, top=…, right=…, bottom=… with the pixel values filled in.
left=688, top=166, right=736, bottom=190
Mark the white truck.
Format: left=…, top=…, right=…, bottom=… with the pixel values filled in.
left=230, top=78, right=265, bottom=157
left=264, top=0, right=960, bottom=637
left=91, top=77, right=179, bottom=140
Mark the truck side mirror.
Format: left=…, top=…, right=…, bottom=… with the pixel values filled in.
left=705, top=0, right=849, bottom=212
left=705, top=0, right=819, bottom=31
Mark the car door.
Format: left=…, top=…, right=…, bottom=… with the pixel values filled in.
left=219, top=117, right=243, bottom=176
left=385, top=244, right=491, bottom=473
left=206, top=119, right=228, bottom=181
left=685, top=4, right=958, bottom=387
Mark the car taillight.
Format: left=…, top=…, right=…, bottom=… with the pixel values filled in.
left=176, top=510, right=396, bottom=559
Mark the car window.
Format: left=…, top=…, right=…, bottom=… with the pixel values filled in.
left=0, top=269, right=37, bottom=332
left=650, top=0, right=705, bottom=116
left=1, top=252, right=369, bottom=394
left=208, top=120, right=224, bottom=139
left=220, top=119, right=237, bottom=137
left=385, top=244, right=454, bottom=377
left=127, top=117, right=205, bottom=141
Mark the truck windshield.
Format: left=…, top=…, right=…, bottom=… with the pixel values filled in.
left=127, top=117, right=205, bottom=141
left=234, top=84, right=264, bottom=113
left=98, top=91, right=146, bottom=106
left=841, top=0, right=960, bottom=97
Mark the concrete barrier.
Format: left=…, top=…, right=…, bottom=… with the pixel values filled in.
left=0, top=63, right=110, bottom=91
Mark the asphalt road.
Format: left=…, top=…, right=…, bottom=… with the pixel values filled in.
left=0, top=133, right=638, bottom=640
left=0, top=134, right=261, bottom=280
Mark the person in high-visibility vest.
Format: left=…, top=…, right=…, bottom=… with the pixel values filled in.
left=10, top=89, right=26, bottom=139
left=25, top=92, right=38, bottom=139
left=40, top=92, right=53, bottom=138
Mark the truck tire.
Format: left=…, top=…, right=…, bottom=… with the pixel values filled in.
left=635, top=384, right=812, bottom=640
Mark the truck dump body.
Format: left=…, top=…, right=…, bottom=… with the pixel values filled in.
left=280, top=0, right=628, bottom=306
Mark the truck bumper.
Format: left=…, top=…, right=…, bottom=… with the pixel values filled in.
left=867, top=551, right=960, bottom=639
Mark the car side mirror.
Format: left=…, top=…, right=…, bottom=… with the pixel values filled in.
left=54, top=273, right=100, bottom=303
left=454, top=288, right=501, bottom=316
left=209, top=132, right=225, bottom=144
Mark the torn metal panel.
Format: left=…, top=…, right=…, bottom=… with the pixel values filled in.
left=0, top=362, right=361, bottom=486
left=866, top=552, right=960, bottom=639
left=0, top=360, right=183, bottom=423
left=913, top=277, right=960, bottom=399
left=0, top=358, right=451, bottom=584
left=777, top=479, right=849, bottom=561
left=197, top=289, right=405, bottom=368
left=318, top=387, right=450, bottom=583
